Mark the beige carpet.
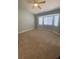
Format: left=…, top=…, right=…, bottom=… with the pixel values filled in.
left=18, top=29, right=60, bottom=59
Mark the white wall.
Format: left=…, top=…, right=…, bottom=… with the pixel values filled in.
left=18, top=0, right=35, bottom=33
left=18, top=9, right=35, bottom=33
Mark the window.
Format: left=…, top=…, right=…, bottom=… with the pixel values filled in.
left=54, top=14, right=59, bottom=26
left=38, top=14, right=59, bottom=26
left=38, top=16, right=43, bottom=25
left=43, top=16, right=53, bottom=25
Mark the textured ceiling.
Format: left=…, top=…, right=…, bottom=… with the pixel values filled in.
left=18, top=0, right=60, bottom=14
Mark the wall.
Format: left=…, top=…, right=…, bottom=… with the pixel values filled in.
left=36, top=8, right=60, bottom=16
left=18, top=9, right=35, bottom=33
left=34, top=8, right=60, bottom=33
left=18, top=0, right=35, bottom=33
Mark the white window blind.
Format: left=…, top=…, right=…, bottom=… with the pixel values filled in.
left=54, top=14, right=59, bottom=26
left=44, top=16, right=53, bottom=25
left=38, top=14, right=59, bottom=26
left=38, top=16, right=43, bottom=25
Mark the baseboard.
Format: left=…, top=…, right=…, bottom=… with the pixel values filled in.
left=52, top=31, right=60, bottom=35
left=18, top=28, right=34, bottom=34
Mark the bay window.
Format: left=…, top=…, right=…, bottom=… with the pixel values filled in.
left=38, top=14, right=59, bottom=27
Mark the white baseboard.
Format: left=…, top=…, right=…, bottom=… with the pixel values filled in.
left=18, top=28, right=34, bottom=34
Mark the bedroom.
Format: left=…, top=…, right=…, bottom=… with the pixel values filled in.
left=1, top=0, right=79, bottom=59
left=18, top=0, right=60, bottom=59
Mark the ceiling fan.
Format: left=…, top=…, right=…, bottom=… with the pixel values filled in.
left=27, top=0, right=46, bottom=9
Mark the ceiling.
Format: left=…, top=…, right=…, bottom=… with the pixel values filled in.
left=19, top=0, right=60, bottom=14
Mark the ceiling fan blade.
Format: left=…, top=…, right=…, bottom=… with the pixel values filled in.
left=38, top=1, right=46, bottom=4
left=38, top=5, right=41, bottom=9
left=27, top=0, right=34, bottom=3
left=34, top=0, right=37, bottom=3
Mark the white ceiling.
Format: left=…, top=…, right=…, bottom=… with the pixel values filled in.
left=19, top=0, right=60, bottom=14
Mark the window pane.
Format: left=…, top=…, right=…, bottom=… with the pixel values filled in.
left=38, top=16, right=43, bottom=25
left=44, top=16, right=53, bottom=25
left=54, top=14, right=59, bottom=26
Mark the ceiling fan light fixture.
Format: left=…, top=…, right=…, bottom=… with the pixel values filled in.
left=34, top=3, right=38, bottom=7
left=28, top=0, right=46, bottom=9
